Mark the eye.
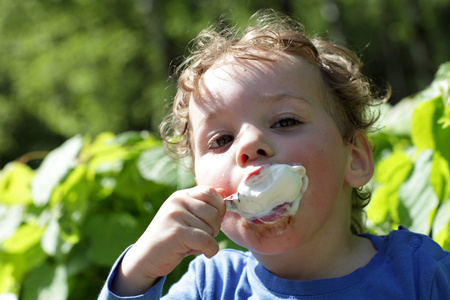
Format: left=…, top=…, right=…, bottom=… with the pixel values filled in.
left=271, top=116, right=302, bottom=129
left=208, top=134, right=234, bottom=150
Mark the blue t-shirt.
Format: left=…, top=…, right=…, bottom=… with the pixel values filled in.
left=98, top=227, right=450, bottom=299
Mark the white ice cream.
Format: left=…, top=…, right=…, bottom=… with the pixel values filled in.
left=225, top=164, right=308, bottom=222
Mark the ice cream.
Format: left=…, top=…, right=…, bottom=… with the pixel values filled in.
left=225, top=164, right=308, bottom=224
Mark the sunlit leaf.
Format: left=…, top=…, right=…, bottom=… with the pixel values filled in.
left=411, top=62, right=450, bottom=163
left=398, top=150, right=439, bottom=235
left=41, top=217, right=68, bottom=257
left=31, top=135, right=83, bottom=206
left=367, top=150, right=413, bottom=228
left=0, top=162, right=34, bottom=205
left=111, top=131, right=146, bottom=146
left=435, top=62, right=450, bottom=81
left=432, top=200, right=450, bottom=251
left=430, top=151, right=450, bottom=203
left=85, top=134, right=127, bottom=180
left=439, top=105, right=450, bottom=129
left=138, top=147, right=195, bottom=189
left=53, top=164, right=91, bottom=206
left=0, top=293, right=18, bottom=300
left=0, top=261, right=16, bottom=294
left=0, top=205, right=24, bottom=243
left=411, top=97, right=442, bottom=151
left=367, top=185, right=392, bottom=227
left=0, top=251, right=27, bottom=296
left=374, top=150, right=413, bottom=184
left=2, top=224, right=44, bottom=254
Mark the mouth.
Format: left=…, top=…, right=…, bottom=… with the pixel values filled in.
left=224, top=164, right=308, bottom=225
left=247, top=202, right=291, bottom=225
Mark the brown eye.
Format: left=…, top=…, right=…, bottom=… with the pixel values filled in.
left=272, top=117, right=302, bottom=128
left=208, top=134, right=234, bottom=149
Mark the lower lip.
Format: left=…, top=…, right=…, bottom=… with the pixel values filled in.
left=248, top=202, right=291, bottom=224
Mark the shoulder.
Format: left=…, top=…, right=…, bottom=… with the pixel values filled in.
left=363, top=226, right=450, bottom=297
left=370, top=226, right=449, bottom=261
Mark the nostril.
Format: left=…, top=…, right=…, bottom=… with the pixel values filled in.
left=241, top=154, right=249, bottom=164
left=257, top=149, right=266, bottom=156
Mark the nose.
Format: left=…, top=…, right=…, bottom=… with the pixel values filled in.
left=235, top=125, right=274, bottom=167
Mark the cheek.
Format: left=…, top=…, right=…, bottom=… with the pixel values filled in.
left=194, top=156, right=233, bottom=190
left=302, top=145, right=348, bottom=208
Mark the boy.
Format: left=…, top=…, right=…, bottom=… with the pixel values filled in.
left=99, top=10, right=450, bottom=299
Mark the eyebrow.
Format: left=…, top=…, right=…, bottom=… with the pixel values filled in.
left=260, top=93, right=312, bottom=105
left=193, top=93, right=313, bottom=132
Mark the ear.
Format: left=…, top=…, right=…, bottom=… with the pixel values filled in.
left=345, top=132, right=374, bottom=188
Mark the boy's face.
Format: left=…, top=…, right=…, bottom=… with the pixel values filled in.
left=189, top=54, right=355, bottom=255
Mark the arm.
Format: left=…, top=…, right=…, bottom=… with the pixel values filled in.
left=109, top=186, right=226, bottom=297
left=97, top=247, right=166, bottom=299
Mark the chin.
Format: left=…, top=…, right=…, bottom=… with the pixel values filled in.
left=221, top=213, right=299, bottom=254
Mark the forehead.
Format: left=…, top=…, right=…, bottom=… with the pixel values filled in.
left=192, top=54, right=325, bottom=110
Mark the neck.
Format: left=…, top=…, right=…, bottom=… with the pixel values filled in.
left=251, top=226, right=376, bottom=281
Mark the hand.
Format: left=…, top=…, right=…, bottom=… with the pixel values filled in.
left=111, top=185, right=226, bottom=296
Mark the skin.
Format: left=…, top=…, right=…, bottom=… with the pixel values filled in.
left=111, top=54, right=377, bottom=296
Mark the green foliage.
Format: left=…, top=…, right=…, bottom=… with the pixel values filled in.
left=1, top=0, right=449, bottom=167
left=0, top=131, right=205, bottom=298
left=367, top=62, right=450, bottom=249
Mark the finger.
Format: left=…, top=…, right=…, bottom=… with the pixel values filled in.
left=181, top=227, right=219, bottom=258
left=180, top=195, right=222, bottom=237
left=184, top=186, right=225, bottom=234
left=187, top=186, right=226, bottom=216
left=216, top=188, right=228, bottom=197
left=163, top=191, right=220, bottom=238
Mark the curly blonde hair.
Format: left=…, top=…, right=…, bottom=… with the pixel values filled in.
left=160, top=10, right=387, bottom=234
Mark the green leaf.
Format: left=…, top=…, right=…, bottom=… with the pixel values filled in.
left=0, top=258, right=16, bottom=294
left=374, top=150, right=414, bottom=184
left=367, top=150, right=413, bottom=228
left=430, top=151, right=450, bottom=203
left=439, top=105, right=450, bottom=129
left=0, top=205, right=24, bottom=243
left=435, top=62, right=450, bottom=81
left=84, top=134, right=127, bottom=188
left=51, top=164, right=91, bottom=206
left=41, top=216, right=74, bottom=258
left=21, top=263, right=68, bottom=300
left=138, top=147, right=195, bottom=189
left=398, top=150, right=439, bottom=235
left=0, top=227, right=48, bottom=291
left=114, top=156, right=167, bottom=204
left=432, top=200, right=450, bottom=251
left=411, top=97, right=442, bottom=151
left=31, top=135, right=83, bottom=206
left=366, top=184, right=388, bottom=227
left=2, top=224, right=44, bottom=254
left=412, top=96, right=450, bottom=162
left=0, top=251, right=27, bottom=295
left=41, top=217, right=59, bottom=257
left=84, top=213, right=141, bottom=266
left=0, top=162, right=34, bottom=205
left=111, top=130, right=146, bottom=146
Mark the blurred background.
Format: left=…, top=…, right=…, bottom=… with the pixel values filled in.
left=1, top=0, right=449, bottom=167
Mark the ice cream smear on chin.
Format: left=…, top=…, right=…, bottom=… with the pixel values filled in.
left=225, top=164, right=308, bottom=224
